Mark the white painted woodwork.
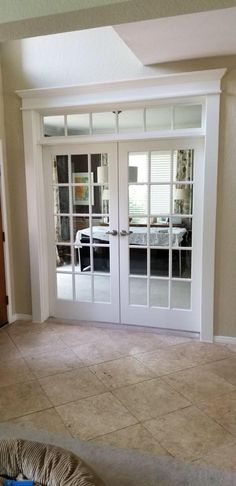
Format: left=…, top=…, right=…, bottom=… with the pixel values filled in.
left=18, top=70, right=225, bottom=340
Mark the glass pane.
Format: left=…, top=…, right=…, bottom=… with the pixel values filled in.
left=172, top=250, right=192, bottom=278
left=130, top=248, right=147, bottom=275
left=93, top=186, right=109, bottom=214
left=72, top=185, right=90, bottom=212
left=91, top=153, right=109, bottom=183
left=56, top=246, right=71, bottom=271
left=151, top=151, right=171, bottom=182
left=54, top=216, right=70, bottom=243
left=150, top=227, right=170, bottom=247
left=171, top=281, right=191, bottom=309
left=129, top=219, right=148, bottom=246
left=75, top=274, right=91, bottom=302
left=77, top=246, right=91, bottom=272
left=173, top=150, right=194, bottom=182
left=119, top=110, right=143, bottom=133
left=54, top=187, right=69, bottom=214
left=129, top=277, right=147, bottom=305
left=93, top=247, right=110, bottom=272
left=129, top=152, right=148, bottom=183
left=73, top=216, right=90, bottom=243
left=67, top=114, right=90, bottom=136
left=53, top=156, right=68, bottom=183
left=43, top=116, right=65, bottom=137
left=129, top=185, right=148, bottom=216
left=150, top=279, right=169, bottom=307
left=171, top=218, right=192, bottom=247
left=57, top=273, right=73, bottom=300
left=92, top=218, right=109, bottom=243
left=129, top=216, right=147, bottom=226
left=71, top=154, right=88, bottom=175
left=174, top=105, right=202, bottom=129
left=151, top=249, right=169, bottom=277
left=92, top=112, right=116, bottom=134
left=94, top=275, right=110, bottom=303
left=146, top=106, right=172, bottom=131
left=74, top=248, right=79, bottom=272
left=173, top=184, right=193, bottom=215
left=151, top=185, right=170, bottom=215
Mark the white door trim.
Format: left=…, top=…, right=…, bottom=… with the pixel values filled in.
left=19, top=70, right=225, bottom=341
left=0, top=140, right=14, bottom=323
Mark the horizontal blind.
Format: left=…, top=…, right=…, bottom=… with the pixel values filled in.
left=151, top=151, right=171, bottom=214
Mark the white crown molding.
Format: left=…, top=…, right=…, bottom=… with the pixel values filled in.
left=16, top=69, right=227, bottom=112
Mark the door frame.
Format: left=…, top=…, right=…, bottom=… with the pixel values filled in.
left=18, top=69, right=225, bottom=341
left=0, top=140, right=13, bottom=324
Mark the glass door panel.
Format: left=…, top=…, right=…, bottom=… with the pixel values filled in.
left=44, top=143, right=119, bottom=323
left=119, top=139, right=203, bottom=332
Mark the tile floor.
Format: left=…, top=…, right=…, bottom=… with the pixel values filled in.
left=1, top=320, right=236, bottom=470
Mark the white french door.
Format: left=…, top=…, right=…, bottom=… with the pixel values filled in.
left=44, top=143, right=120, bottom=323
left=44, top=138, right=204, bottom=332
left=119, top=139, right=204, bottom=332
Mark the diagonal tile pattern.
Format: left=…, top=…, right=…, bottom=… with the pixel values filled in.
left=0, top=320, right=236, bottom=469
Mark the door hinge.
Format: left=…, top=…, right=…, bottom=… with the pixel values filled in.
left=5, top=295, right=9, bottom=306
left=2, top=231, right=5, bottom=242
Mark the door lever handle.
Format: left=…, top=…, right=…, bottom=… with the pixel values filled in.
left=106, top=229, right=118, bottom=236
left=120, top=230, right=133, bottom=236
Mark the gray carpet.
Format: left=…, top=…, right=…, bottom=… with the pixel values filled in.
left=0, top=423, right=235, bottom=486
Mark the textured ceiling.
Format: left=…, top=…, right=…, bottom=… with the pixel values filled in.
left=0, top=0, right=236, bottom=41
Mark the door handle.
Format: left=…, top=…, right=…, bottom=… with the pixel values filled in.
left=106, top=229, right=118, bottom=236
left=120, top=230, right=133, bottom=236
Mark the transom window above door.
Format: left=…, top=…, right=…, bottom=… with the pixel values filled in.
left=42, top=103, right=203, bottom=137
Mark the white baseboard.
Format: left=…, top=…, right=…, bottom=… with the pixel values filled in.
left=9, top=314, right=32, bottom=323
left=214, top=335, right=236, bottom=345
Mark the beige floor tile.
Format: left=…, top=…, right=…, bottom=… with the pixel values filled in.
left=135, top=346, right=196, bottom=376
left=144, top=405, right=231, bottom=461
left=25, top=348, right=84, bottom=378
left=0, top=358, right=34, bottom=387
left=39, top=368, right=107, bottom=406
left=102, top=329, right=166, bottom=354
left=57, top=326, right=108, bottom=347
left=10, top=332, right=69, bottom=357
left=72, top=336, right=124, bottom=365
left=0, top=330, right=21, bottom=362
left=153, top=334, right=194, bottom=347
left=160, top=341, right=234, bottom=366
left=90, top=357, right=155, bottom=390
left=6, top=320, right=56, bottom=338
left=0, top=382, right=51, bottom=421
left=198, top=390, right=236, bottom=436
left=163, top=367, right=235, bottom=404
left=7, top=408, right=72, bottom=437
left=226, top=344, right=236, bottom=354
left=201, top=358, right=236, bottom=385
left=113, top=378, right=190, bottom=421
left=194, top=439, right=236, bottom=470
left=91, top=423, right=169, bottom=455
left=56, top=392, right=137, bottom=440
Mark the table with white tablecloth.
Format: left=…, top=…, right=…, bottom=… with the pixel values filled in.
left=75, top=226, right=188, bottom=274
left=75, top=226, right=187, bottom=247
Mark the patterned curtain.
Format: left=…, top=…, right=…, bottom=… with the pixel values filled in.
left=176, top=149, right=193, bottom=186
left=53, top=157, right=61, bottom=265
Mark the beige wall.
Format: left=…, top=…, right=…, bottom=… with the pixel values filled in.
left=1, top=29, right=236, bottom=335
